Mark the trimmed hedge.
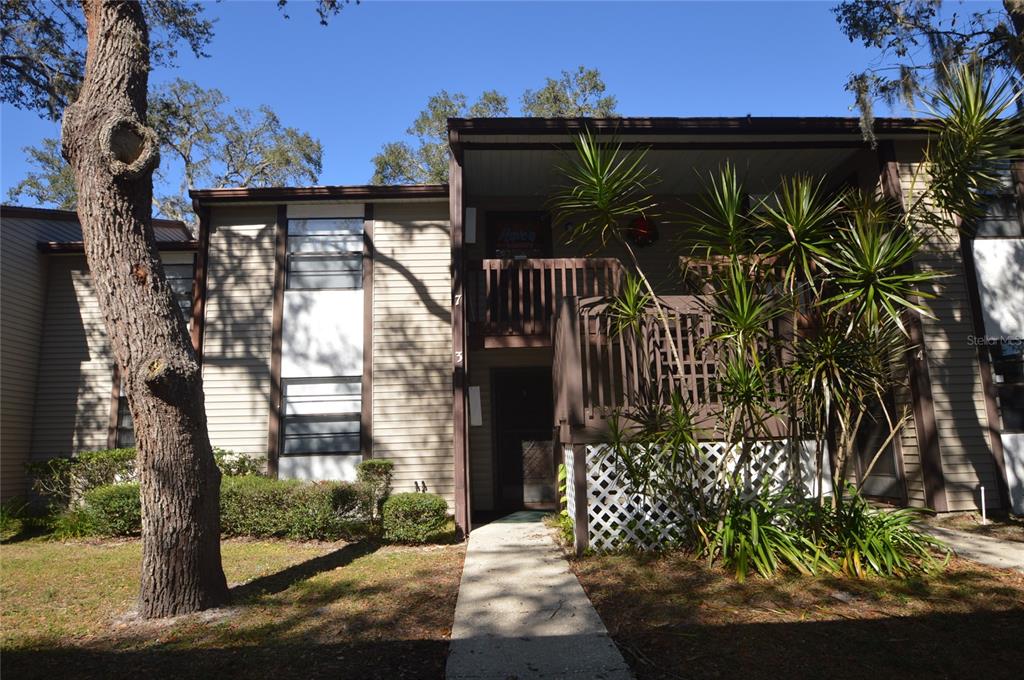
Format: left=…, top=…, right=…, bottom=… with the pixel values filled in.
left=79, top=477, right=373, bottom=540
left=357, top=459, right=394, bottom=521
left=28, top=447, right=264, bottom=509
left=382, top=493, right=449, bottom=543
left=83, top=483, right=141, bottom=537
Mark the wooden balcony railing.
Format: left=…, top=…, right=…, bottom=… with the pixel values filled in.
left=553, top=295, right=789, bottom=442
left=467, top=258, right=623, bottom=347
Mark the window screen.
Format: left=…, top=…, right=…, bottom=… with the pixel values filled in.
left=281, top=377, right=362, bottom=455
left=286, top=218, right=364, bottom=290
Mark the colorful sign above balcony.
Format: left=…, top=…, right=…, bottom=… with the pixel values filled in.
left=487, top=211, right=552, bottom=258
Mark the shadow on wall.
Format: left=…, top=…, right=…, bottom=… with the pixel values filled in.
left=29, top=258, right=112, bottom=461
left=203, top=211, right=453, bottom=485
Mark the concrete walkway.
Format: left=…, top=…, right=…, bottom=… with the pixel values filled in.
left=919, top=524, right=1024, bottom=573
left=446, top=512, right=632, bottom=680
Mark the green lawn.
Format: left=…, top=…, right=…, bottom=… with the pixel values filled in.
left=573, top=551, right=1024, bottom=680
left=1, top=538, right=465, bottom=679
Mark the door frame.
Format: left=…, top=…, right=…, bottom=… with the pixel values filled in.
left=490, top=365, right=555, bottom=511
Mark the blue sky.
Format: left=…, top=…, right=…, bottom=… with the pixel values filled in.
left=0, top=0, right=984, bottom=202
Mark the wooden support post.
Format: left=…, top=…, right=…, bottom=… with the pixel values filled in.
left=572, top=443, right=589, bottom=556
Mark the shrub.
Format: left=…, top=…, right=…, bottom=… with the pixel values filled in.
left=27, top=448, right=136, bottom=508
left=382, top=493, right=449, bottom=543
left=83, top=483, right=142, bottom=536
left=214, top=448, right=265, bottom=477
left=219, top=476, right=297, bottom=537
left=800, top=490, right=948, bottom=578
left=357, top=459, right=394, bottom=520
left=286, top=483, right=372, bottom=541
left=220, top=476, right=372, bottom=540
left=50, top=508, right=97, bottom=540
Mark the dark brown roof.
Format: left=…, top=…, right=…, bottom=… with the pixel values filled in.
left=447, top=116, right=924, bottom=137
left=0, top=204, right=196, bottom=251
left=189, top=183, right=449, bottom=205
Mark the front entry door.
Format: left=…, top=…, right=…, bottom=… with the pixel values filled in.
left=493, top=367, right=555, bottom=511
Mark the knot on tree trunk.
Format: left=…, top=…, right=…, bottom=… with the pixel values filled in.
left=141, top=354, right=200, bottom=402
left=100, top=116, right=159, bottom=180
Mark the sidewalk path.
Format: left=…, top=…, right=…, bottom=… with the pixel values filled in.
left=919, top=524, right=1024, bottom=572
left=446, top=511, right=632, bottom=680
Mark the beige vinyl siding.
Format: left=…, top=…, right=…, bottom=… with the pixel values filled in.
left=371, top=202, right=454, bottom=506
left=467, top=347, right=553, bottom=511
left=1, top=218, right=64, bottom=497
left=898, top=143, right=999, bottom=511
left=201, top=206, right=277, bottom=459
left=30, top=256, right=114, bottom=460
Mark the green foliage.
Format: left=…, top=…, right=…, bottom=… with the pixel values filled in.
left=833, top=0, right=1023, bottom=142
left=27, top=448, right=137, bottom=509
left=607, top=273, right=653, bottom=338
left=49, top=508, right=97, bottom=540
left=83, top=484, right=142, bottom=537
left=372, top=67, right=617, bottom=184
left=700, top=487, right=947, bottom=581
left=550, top=129, right=658, bottom=251
left=382, top=493, right=449, bottom=543
left=213, top=448, right=265, bottom=477
left=800, top=490, right=949, bottom=578
left=357, top=459, right=394, bottom=521
left=700, top=488, right=830, bottom=582
left=219, top=476, right=371, bottom=541
left=6, top=137, right=77, bottom=209
left=520, top=65, right=618, bottom=117
left=371, top=89, right=509, bottom=184
left=0, top=500, right=29, bottom=540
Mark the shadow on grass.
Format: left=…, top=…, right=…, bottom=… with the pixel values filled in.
left=230, top=541, right=381, bottom=603
left=1, top=639, right=449, bottom=680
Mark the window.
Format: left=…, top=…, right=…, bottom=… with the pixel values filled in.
left=990, top=341, right=1024, bottom=433
left=115, top=393, right=134, bottom=448
left=974, top=160, right=1022, bottom=237
left=281, top=377, right=362, bottom=455
left=286, top=218, right=364, bottom=290
left=165, top=262, right=194, bottom=319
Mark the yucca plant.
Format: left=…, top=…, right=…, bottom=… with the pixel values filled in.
left=550, top=130, right=684, bottom=371
left=760, top=174, right=846, bottom=294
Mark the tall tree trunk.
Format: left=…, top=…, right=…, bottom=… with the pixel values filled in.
left=61, top=0, right=228, bottom=618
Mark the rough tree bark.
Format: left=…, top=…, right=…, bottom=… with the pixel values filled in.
left=60, top=0, right=229, bottom=618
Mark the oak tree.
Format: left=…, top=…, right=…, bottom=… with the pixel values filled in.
left=4, top=0, right=349, bottom=618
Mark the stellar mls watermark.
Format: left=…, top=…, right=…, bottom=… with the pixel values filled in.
left=967, top=335, right=1023, bottom=347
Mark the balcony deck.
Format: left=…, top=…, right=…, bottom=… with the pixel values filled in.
left=466, top=257, right=623, bottom=348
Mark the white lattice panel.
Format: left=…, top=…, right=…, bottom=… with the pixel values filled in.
left=582, top=441, right=830, bottom=552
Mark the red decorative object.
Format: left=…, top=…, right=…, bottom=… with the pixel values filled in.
left=627, top=215, right=659, bottom=247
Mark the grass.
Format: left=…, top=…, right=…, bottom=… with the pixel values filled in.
left=572, top=550, right=1024, bottom=680
left=1, top=537, right=465, bottom=679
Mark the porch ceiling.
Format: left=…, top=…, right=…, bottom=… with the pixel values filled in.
left=463, top=146, right=868, bottom=199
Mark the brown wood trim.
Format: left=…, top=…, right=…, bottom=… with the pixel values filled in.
left=450, top=154, right=470, bottom=538
left=571, top=443, right=589, bottom=556
left=959, top=234, right=1011, bottom=509
left=106, top=364, right=122, bottom=449
left=267, top=205, right=288, bottom=478
left=460, top=140, right=874, bottom=152
left=361, top=203, right=375, bottom=460
left=190, top=184, right=448, bottom=205
left=38, top=241, right=198, bottom=253
left=189, top=205, right=210, bottom=362
left=448, top=116, right=924, bottom=137
left=878, top=141, right=948, bottom=512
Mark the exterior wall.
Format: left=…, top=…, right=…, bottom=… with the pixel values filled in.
left=201, top=206, right=277, bottom=459
left=0, top=217, right=77, bottom=497
left=29, top=256, right=113, bottom=460
left=371, top=202, right=454, bottom=505
left=897, top=142, right=1001, bottom=510
left=467, top=347, right=553, bottom=511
